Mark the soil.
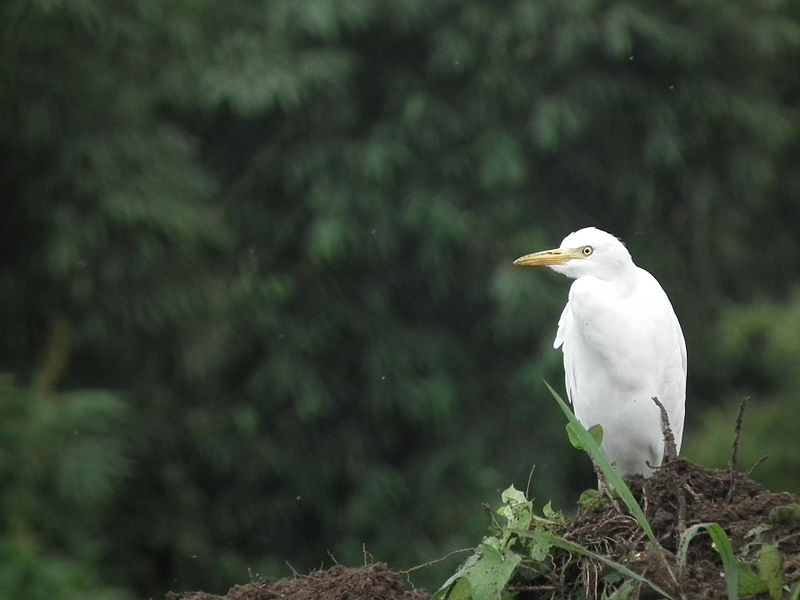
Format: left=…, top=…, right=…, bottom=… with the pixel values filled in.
left=165, top=459, right=800, bottom=600
left=518, top=458, right=800, bottom=599
left=164, top=563, right=429, bottom=600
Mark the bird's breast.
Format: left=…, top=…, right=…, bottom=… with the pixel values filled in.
left=565, top=276, right=679, bottom=393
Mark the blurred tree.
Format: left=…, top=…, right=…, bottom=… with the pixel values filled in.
left=1, top=0, right=232, bottom=597
left=0, top=371, right=130, bottom=600
left=2, top=0, right=800, bottom=597
left=688, top=290, right=800, bottom=495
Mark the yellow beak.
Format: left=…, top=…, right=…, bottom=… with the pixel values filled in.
left=513, top=248, right=584, bottom=267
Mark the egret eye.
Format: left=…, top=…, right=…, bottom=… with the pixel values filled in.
left=582, top=246, right=593, bottom=256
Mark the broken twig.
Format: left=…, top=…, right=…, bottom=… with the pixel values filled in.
left=726, top=396, right=748, bottom=503
left=652, top=396, right=677, bottom=462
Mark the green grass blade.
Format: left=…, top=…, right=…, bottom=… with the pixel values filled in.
left=677, top=523, right=715, bottom=570
left=681, top=523, right=740, bottom=600
left=606, top=579, right=636, bottom=599
left=704, top=523, right=739, bottom=600
left=543, top=381, right=658, bottom=546
left=791, top=581, right=800, bottom=600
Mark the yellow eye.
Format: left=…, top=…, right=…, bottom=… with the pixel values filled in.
left=582, top=246, right=593, bottom=256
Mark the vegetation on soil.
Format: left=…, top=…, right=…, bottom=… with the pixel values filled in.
left=433, top=390, right=800, bottom=600
left=165, top=392, right=800, bottom=600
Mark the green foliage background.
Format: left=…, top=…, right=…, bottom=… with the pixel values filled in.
left=2, top=0, right=799, bottom=598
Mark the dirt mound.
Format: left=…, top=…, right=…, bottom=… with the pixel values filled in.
left=165, top=563, right=429, bottom=600
left=519, top=458, right=800, bottom=599
left=164, top=460, right=799, bottom=600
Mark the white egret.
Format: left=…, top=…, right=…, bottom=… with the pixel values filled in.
left=514, top=227, right=686, bottom=477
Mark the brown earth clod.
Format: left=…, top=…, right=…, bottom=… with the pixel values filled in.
left=538, top=458, right=800, bottom=599
left=165, top=562, right=429, bottom=600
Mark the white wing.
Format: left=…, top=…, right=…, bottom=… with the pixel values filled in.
left=679, top=321, right=687, bottom=379
left=554, top=302, right=577, bottom=405
left=554, top=303, right=571, bottom=350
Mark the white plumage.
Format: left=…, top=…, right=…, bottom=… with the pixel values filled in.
left=514, top=227, right=686, bottom=476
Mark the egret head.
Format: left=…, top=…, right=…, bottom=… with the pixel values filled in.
left=513, top=227, right=634, bottom=280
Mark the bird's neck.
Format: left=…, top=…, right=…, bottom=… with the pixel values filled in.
left=590, top=263, right=640, bottom=294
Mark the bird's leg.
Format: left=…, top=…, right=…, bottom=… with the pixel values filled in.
left=592, top=462, right=625, bottom=513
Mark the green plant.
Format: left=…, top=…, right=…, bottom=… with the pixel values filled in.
left=432, top=484, right=558, bottom=600
left=435, top=383, right=799, bottom=599
left=434, top=383, right=676, bottom=600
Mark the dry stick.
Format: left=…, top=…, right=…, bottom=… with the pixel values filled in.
left=775, top=531, right=800, bottom=546
left=525, top=464, right=536, bottom=499
left=726, top=396, right=748, bottom=503
left=746, top=455, right=770, bottom=477
left=361, top=543, right=370, bottom=567
left=652, top=396, right=687, bottom=545
left=652, top=397, right=677, bottom=462
left=507, top=584, right=559, bottom=593
left=285, top=561, right=307, bottom=578
left=399, top=547, right=475, bottom=576
left=593, top=461, right=625, bottom=514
